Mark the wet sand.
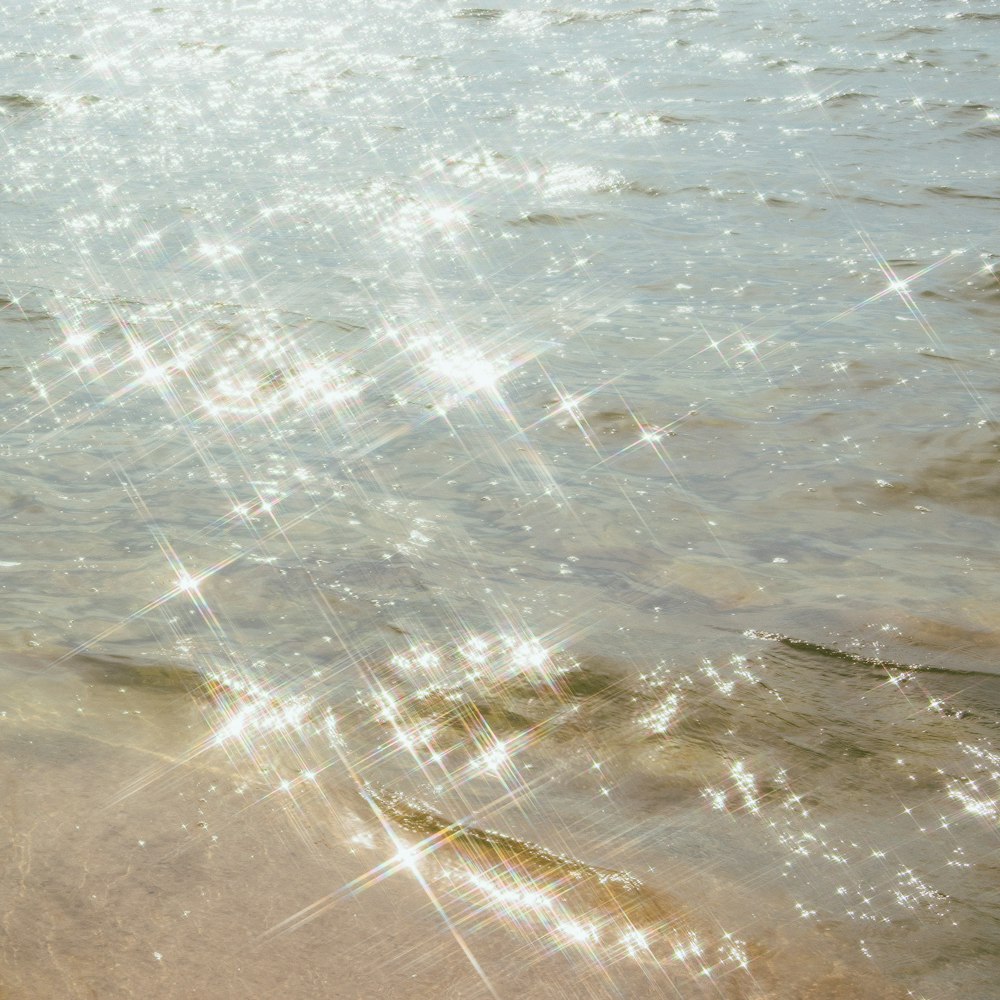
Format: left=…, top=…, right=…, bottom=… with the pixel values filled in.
left=0, top=651, right=923, bottom=1000
left=0, top=653, right=536, bottom=1000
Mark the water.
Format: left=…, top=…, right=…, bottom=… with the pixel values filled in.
left=1, top=1, right=998, bottom=996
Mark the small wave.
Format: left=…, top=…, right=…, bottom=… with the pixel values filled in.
left=177, top=40, right=228, bottom=54
left=653, top=111, right=695, bottom=125
left=71, top=652, right=210, bottom=695
left=970, top=264, right=1000, bottom=300
left=811, top=65, right=871, bottom=75
left=917, top=349, right=966, bottom=363
left=965, top=124, right=1000, bottom=139
left=508, top=211, right=597, bottom=226
left=452, top=7, right=505, bottom=19
left=840, top=194, right=923, bottom=208
left=552, top=8, right=657, bottom=26
left=666, top=5, right=718, bottom=17
left=763, top=58, right=800, bottom=70
left=0, top=92, right=100, bottom=119
left=926, top=185, right=1000, bottom=201
left=820, top=90, right=874, bottom=107
left=745, top=630, right=918, bottom=672
left=369, top=786, right=649, bottom=902
left=878, top=26, right=942, bottom=40
left=952, top=101, right=996, bottom=118
left=0, top=296, right=52, bottom=324
left=365, top=786, right=745, bottom=974
left=0, top=93, right=45, bottom=114
left=891, top=51, right=938, bottom=68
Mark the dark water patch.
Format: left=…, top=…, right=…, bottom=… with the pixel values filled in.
left=616, top=178, right=664, bottom=196
left=452, top=7, right=505, bottom=19
left=763, top=58, right=799, bottom=71
left=0, top=296, right=53, bottom=324
left=927, top=185, right=1000, bottom=201
left=891, top=51, right=936, bottom=68
left=952, top=102, right=996, bottom=118
left=916, top=349, right=966, bottom=363
left=574, top=408, right=636, bottom=434
left=652, top=112, right=695, bottom=125
left=552, top=656, right=624, bottom=699
left=0, top=93, right=100, bottom=118
left=625, top=633, right=1000, bottom=915
left=358, top=642, right=646, bottom=757
left=508, top=211, right=598, bottom=226
left=71, top=652, right=210, bottom=696
left=430, top=694, right=535, bottom=736
left=588, top=107, right=700, bottom=139
left=0, top=95, right=45, bottom=125
left=178, top=40, right=228, bottom=54
left=0, top=93, right=45, bottom=114
left=0, top=475, right=57, bottom=520
left=812, top=65, right=875, bottom=75
left=674, top=182, right=711, bottom=194
left=763, top=195, right=808, bottom=210
left=965, top=124, right=1000, bottom=139
left=954, top=11, right=1000, bottom=21
left=666, top=5, right=718, bottom=18
left=820, top=90, right=875, bottom=107
left=876, top=26, right=942, bottom=40
left=12, top=50, right=85, bottom=62
left=552, top=8, right=657, bottom=26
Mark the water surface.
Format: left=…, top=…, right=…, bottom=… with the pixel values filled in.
left=1, top=1, right=999, bottom=997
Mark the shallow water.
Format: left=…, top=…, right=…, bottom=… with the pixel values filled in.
left=1, top=1, right=999, bottom=997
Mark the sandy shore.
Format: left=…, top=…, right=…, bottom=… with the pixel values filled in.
left=0, top=651, right=917, bottom=1000
left=0, top=652, right=550, bottom=999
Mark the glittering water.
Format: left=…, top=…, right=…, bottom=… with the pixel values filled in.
left=1, top=1, right=999, bottom=997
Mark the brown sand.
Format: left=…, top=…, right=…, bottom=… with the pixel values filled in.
left=0, top=652, right=908, bottom=1000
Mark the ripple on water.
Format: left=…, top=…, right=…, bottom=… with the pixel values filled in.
left=0, top=0, right=998, bottom=994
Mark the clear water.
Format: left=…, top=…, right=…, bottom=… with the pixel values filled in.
left=1, top=1, right=999, bottom=997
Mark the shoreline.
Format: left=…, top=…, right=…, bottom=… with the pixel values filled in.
left=0, top=651, right=918, bottom=999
